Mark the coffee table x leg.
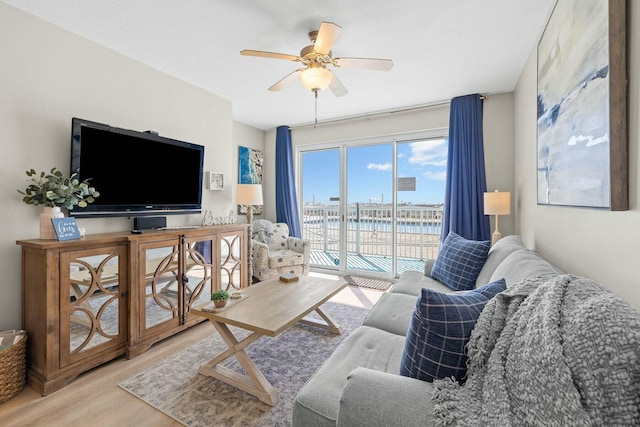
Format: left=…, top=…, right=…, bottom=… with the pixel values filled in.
left=197, top=306, right=343, bottom=406
left=198, top=320, right=280, bottom=406
left=298, top=306, right=343, bottom=334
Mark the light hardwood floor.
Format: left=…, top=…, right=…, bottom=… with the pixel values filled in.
left=0, top=283, right=383, bottom=427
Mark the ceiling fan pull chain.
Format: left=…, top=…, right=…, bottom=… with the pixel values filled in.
left=314, top=89, right=318, bottom=128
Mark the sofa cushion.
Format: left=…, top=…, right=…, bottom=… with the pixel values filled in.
left=474, top=235, right=526, bottom=287
left=293, top=326, right=407, bottom=427
left=269, top=223, right=291, bottom=251
left=337, top=367, right=436, bottom=427
left=267, top=250, right=305, bottom=268
left=431, top=232, right=491, bottom=291
left=389, top=270, right=452, bottom=297
left=489, top=249, right=561, bottom=287
left=399, top=278, right=507, bottom=382
left=363, top=293, right=419, bottom=336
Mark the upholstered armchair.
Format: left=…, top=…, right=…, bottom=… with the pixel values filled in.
left=251, top=219, right=310, bottom=282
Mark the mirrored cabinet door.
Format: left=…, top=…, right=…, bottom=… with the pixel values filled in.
left=183, top=237, right=216, bottom=312
left=219, top=231, right=244, bottom=291
left=139, top=241, right=182, bottom=335
left=60, top=245, right=127, bottom=367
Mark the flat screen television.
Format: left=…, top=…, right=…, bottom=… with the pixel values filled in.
left=70, top=117, right=204, bottom=218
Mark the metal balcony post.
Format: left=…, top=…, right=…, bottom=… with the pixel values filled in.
left=355, top=203, right=360, bottom=254
left=420, top=209, right=424, bottom=260
left=323, top=208, right=328, bottom=252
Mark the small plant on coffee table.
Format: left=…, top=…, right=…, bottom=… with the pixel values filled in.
left=211, top=290, right=230, bottom=308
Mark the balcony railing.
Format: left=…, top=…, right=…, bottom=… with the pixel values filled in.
left=302, top=204, right=443, bottom=275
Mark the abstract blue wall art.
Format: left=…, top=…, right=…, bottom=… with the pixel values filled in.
left=238, top=146, right=263, bottom=184
left=537, top=0, right=627, bottom=210
left=238, top=146, right=263, bottom=214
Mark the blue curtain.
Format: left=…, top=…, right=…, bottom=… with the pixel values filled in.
left=275, top=125, right=302, bottom=238
left=441, top=94, right=490, bottom=242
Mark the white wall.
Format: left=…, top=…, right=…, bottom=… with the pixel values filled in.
left=0, top=4, right=265, bottom=329
left=514, top=2, right=639, bottom=309
left=263, top=94, right=516, bottom=237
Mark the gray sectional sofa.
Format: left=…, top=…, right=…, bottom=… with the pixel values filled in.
left=292, top=235, right=564, bottom=426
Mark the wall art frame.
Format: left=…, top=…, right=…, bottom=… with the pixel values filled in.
left=238, top=146, right=263, bottom=215
left=207, top=172, right=224, bottom=190
left=536, top=0, right=627, bottom=210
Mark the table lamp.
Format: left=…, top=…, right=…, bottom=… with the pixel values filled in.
left=236, top=184, right=263, bottom=285
left=484, top=190, right=511, bottom=245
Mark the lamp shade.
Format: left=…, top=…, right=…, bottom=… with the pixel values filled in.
left=300, top=67, right=333, bottom=91
left=484, top=190, right=511, bottom=215
left=236, top=184, right=263, bottom=205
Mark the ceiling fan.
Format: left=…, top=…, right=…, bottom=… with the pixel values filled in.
left=240, top=21, right=393, bottom=97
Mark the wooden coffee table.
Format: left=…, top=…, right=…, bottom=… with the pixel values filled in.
left=191, top=275, right=347, bottom=405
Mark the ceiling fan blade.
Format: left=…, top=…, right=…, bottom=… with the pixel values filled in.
left=333, top=57, right=394, bottom=71
left=314, top=22, right=342, bottom=55
left=328, top=71, right=348, bottom=97
left=241, top=49, right=301, bottom=62
left=268, top=69, right=304, bottom=91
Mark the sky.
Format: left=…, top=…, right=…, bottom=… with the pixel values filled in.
left=301, top=138, right=447, bottom=206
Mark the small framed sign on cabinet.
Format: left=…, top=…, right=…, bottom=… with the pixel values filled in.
left=51, top=217, right=82, bottom=241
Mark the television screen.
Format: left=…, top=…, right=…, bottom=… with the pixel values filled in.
left=70, top=117, right=204, bottom=217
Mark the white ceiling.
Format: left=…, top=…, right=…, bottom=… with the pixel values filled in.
left=4, top=0, right=555, bottom=131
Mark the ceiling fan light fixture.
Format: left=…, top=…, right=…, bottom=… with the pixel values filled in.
left=242, top=21, right=391, bottom=99
left=300, top=66, right=332, bottom=91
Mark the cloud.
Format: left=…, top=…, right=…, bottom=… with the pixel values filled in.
left=367, top=162, right=392, bottom=171
left=423, top=171, right=447, bottom=181
left=408, top=139, right=447, bottom=166
left=567, top=133, right=608, bottom=147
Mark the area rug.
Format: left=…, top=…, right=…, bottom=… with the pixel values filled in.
left=119, top=302, right=369, bottom=426
left=344, top=275, right=394, bottom=291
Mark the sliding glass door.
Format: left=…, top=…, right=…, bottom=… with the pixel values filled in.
left=301, top=148, right=341, bottom=271
left=395, top=138, right=447, bottom=274
left=300, top=133, right=447, bottom=278
left=345, top=143, right=394, bottom=276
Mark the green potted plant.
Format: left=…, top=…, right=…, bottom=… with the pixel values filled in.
left=211, top=290, right=230, bottom=308
left=17, top=168, right=100, bottom=239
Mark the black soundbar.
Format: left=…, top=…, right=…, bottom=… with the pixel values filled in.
left=133, top=216, right=167, bottom=231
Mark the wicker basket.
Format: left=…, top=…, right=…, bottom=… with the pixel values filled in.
left=0, top=332, right=27, bottom=404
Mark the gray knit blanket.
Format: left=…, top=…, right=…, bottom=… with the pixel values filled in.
left=432, top=274, right=640, bottom=426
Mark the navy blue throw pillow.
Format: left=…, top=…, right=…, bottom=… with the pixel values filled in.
left=431, top=232, right=491, bottom=291
left=400, top=278, right=506, bottom=382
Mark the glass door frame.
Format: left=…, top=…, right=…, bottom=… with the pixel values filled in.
left=343, top=142, right=397, bottom=280
left=299, top=146, right=342, bottom=273
left=296, top=129, right=446, bottom=279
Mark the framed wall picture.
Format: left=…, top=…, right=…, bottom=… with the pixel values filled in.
left=238, top=146, right=263, bottom=215
left=207, top=172, right=224, bottom=190
left=536, top=0, right=627, bottom=210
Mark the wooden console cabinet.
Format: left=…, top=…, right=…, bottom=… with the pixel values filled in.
left=17, top=225, right=248, bottom=395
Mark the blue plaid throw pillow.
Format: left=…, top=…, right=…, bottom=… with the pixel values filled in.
left=431, top=232, right=491, bottom=291
left=399, top=278, right=506, bottom=382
